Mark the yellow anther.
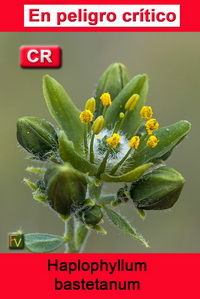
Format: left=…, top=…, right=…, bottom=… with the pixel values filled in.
left=125, top=94, right=140, bottom=111
left=107, top=133, right=121, bottom=148
left=145, top=118, right=159, bottom=134
left=100, top=93, right=112, bottom=107
left=146, top=136, right=159, bottom=148
left=85, top=98, right=96, bottom=113
left=79, top=110, right=93, bottom=124
left=129, top=136, right=140, bottom=149
left=140, top=106, right=153, bottom=119
left=92, top=116, right=104, bottom=135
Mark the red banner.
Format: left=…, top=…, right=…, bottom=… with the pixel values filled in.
left=0, top=0, right=200, bottom=32
left=1, top=253, right=199, bottom=298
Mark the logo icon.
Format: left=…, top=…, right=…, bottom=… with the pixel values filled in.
left=9, top=234, right=24, bottom=249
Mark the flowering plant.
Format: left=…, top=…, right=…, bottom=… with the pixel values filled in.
left=16, top=63, right=191, bottom=253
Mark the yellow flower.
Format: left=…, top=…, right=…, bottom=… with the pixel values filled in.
left=129, top=136, right=140, bottom=149
left=107, top=133, right=121, bottom=148
left=79, top=110, right=93, bottom=124
left=145, top=118, right=159, bottom=134
left=125, top=94, right=140, bottom=111
left=140, top=106, right=153, bottom=119
left=146, top=136, right=159, bottom=148
left=100, top=93, right=112, bottom=107
left=85, top=98, right=96, bottom=113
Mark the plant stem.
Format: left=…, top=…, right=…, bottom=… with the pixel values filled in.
left=64, top=217, right=77, bottom=253
left=102, top=106, right=107, bottom=117
left=89, top=133, right=95, bottom=163
left=110, top=147, right=133, bottom=175
left=83, top=124, right=88, bottom=157
left=97, top=149, right=111, bottom=176
left=75, top=222, right=90, bottom=253
left=131, top=118, right=147, bottom=137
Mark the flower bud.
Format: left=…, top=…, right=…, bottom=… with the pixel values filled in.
left=92, top=116, right=104, bottom=134
left=77, top=204, right=103, bottom=225
left=130, top=166, right=185, bottom=210
left=125, top=94, right=140, bottom=111
left=44, top=163, right=87, bottom=215
left=17, top=116, right=58, bottom=159
left=85, top=98, right=96, bottom=113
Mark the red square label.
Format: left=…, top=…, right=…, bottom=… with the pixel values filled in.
left=20, top=46, right=61, bottom=68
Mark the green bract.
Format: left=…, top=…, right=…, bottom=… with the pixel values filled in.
left=16, top=63, right=191, bottom=253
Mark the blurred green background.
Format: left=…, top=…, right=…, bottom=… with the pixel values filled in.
left=0, top=32, right=199, bottom=253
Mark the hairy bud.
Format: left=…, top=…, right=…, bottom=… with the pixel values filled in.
left=77, top=204, right=103, bottom=225
left=130, top=166, right=185, bottom=210
left=44, top=163, right=87, bottom=215
left=17, top=116, right=58, bottom=160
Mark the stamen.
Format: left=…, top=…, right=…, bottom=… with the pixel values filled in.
left=146, top=135, right=159, bottom=148
left=140, top=106, right=153, bottom=119
left=145, top=118, right=159, bottom=134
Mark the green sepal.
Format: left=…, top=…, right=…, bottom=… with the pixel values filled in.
left=43, top=75, right=84, bottom=153
left=23, top=178, right=38, bottom=191
left=33, top=194, right=47, bottom=204
left=58, top=130, right=97, bottom=175
left=104, top=206, right=149, bottom=247
left=126, top=120, right=191, bottom=170
left=101, top=163, right=153, bottom=182
left=104, top=74, right=148, bottom=137
left=137, top=208, right=146, bottom=219
left=94, top=63, right=130, bottom=118
left=25, top=233, right=65, bottom=253
left=89, top=224, right=107, bottom=235
left=26, top=167, right=46, bottom=174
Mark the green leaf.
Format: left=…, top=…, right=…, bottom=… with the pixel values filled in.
left=126, top=120, right=191, bottom=170
left=104, top=74, right=148, bottom=137
left=43, top=75, right=84, bottom=153
left=59, top=130, right=97, bottom=175
left=101, top=163, right=153, bottom=182
left=104, top=206, right=149, bottom=247
left=94, top=63, right=130, bottom=118
left=25, top=233, right=65, bottom=253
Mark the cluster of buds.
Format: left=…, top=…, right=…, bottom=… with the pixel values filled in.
left=16, top=63, right=191, bottom=250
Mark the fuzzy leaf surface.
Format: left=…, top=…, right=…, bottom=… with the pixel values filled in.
left=25, top=233, right=65, bottom=253
left=104, top=206, right=149, bottom=247
left=59, top=130, right=97, bottom=175
left=43, top=75, right=83, bottom=153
